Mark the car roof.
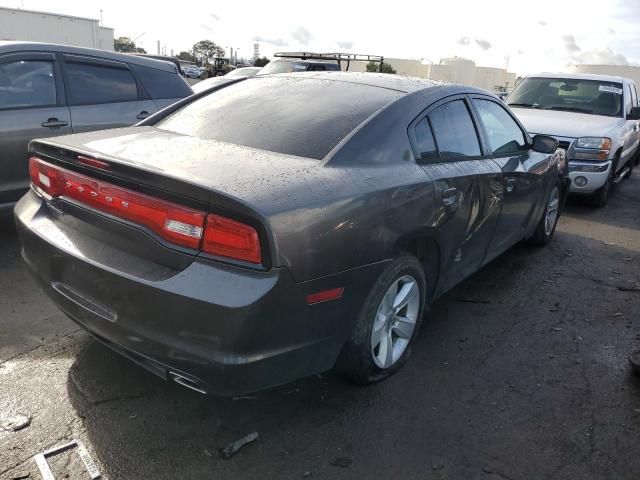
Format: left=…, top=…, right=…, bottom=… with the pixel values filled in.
left=0, top=41, right=178, bottom=73
left=526, top=72, right=632, bottom=84
left=271, top=58, right=339, bottom=65
left=262, top=71, right=445, bottom=94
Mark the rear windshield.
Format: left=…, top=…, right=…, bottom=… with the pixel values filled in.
left=155, top=77, right=402, bottom=159
left=508, top=77, right=625, bottom=117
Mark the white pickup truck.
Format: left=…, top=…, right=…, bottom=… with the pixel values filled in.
left=506, top=73, right=640, bottom=206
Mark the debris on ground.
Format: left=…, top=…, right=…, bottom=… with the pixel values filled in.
left=303, top=471, right=312, bottom=477
left=550, top=327, right=563, bottom=332
left=34, top=440, right=101, bottom=479
left=219, top=432, right=259, bottom=459
left=1, top=413, right=31, bottom=432
left=329, top=456, right=353, bottom=468
left=11, top=472, right=31, bottom=479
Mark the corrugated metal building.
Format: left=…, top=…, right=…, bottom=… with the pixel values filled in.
left=0, top=7, right=114, bottom=51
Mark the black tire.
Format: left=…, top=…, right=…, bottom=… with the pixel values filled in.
left=337, top=255, right=427, bottom=385
left=591, top=163, right=615, bottom=208
left=529, top=179, right=562, bottom=247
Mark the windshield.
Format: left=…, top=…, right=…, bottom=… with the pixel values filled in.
left=258, top=61, right=309, bottom=74
left=155, top=76, right=401, bottom=159
left=508, top=77, right=624, bottom=117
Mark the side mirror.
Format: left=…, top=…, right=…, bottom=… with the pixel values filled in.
left=627, top=107, right=640, bottom=121
left=532, top=135, right=558, bottom=154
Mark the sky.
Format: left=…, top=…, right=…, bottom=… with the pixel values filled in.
left=2, top=0, right=639, bottom=75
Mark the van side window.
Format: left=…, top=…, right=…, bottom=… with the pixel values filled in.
left=65, top=61, right=138, bottom=105
left=0, top=60, right=56, bottom=109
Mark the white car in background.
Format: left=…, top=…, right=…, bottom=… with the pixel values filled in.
left=507, top=73, right=640, bottom=206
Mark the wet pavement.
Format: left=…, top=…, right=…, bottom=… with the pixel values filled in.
left=1, top=175, right=639, bottom=480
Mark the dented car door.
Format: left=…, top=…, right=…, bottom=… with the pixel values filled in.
left=470, top=96, right=548, bottom=261
left=412, top=96, right=503, bottom=294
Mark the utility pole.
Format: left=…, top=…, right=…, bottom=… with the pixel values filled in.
left=99, top=9, right=103, bottom=26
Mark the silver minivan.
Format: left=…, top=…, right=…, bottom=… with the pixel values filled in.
left=0, top=42, right=193, bottom=215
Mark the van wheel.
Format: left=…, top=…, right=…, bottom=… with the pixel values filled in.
left=529, top=180, right=561, bottom=247
left=337, top=255, right=427, bottom=385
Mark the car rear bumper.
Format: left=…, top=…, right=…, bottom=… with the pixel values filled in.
left=15, top=190, right=383, bottom=395
left=567, top=160, right=611, bottom=194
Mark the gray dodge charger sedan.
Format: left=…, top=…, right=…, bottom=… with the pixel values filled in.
left=15, top=73, right=567, bottom=395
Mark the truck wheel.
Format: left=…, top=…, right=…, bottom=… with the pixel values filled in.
left=591, top=154, right=618, bottom=207
left=529, top=180, right=561, bottom=247
left=337, top=255, right=427, bottom=385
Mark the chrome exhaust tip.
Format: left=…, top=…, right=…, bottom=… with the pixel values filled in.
left=168, top=372, right=207, bottom=394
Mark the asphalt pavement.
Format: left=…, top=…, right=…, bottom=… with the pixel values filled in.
left=1, top=175, right=639, bottom=480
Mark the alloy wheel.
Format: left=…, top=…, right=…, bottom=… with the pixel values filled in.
left=371, top=275, right=420, bottom=369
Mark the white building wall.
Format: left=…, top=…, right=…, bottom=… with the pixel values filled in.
left=568, top=64, right=640, bottom=86
left=0, top=7, right=114, bottom=50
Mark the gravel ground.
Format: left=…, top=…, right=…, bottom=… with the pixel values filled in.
left=1, top=174, right=639, bottom=480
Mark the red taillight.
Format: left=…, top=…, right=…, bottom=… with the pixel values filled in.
left=77, top=155, right=111, bottom=170
left=29, top=156, right=263, bottom=263
left=202, top=214, right=261, bottom=264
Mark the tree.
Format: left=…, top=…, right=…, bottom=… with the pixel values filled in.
left=114, top=36, right=146, bottom=54
left=193, top=40, right=225, bottom=63
left=366, top=61, right=396, bottom=74
left=253, top=56, right=270, bottom=67
left=114, top=36, right=135, bottom=53
left=176, top=51, right=195, bottom=62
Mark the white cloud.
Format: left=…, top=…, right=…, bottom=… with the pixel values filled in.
left=571, top=47, right=630, bottom=65
left=251, top=35, right=288, bottom=47
left=291, top=26, right=313, bottom=46
left=337, top=40, right=353, bottom=49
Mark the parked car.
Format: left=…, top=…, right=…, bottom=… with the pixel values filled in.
left=184, top=66, right=205, bottom=79
left=0, top=42, right=193, bottom=216
left=506, top=73, right=640, bottom=206
left=190, top=67, right=260, bottom=94
left=128, top=53, right=186, bottom=77
left=16, top=72, right=567, bottom=395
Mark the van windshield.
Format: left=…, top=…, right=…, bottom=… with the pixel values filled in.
left=508, top=77, right=624, bottom=117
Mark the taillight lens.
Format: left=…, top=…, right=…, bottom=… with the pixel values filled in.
left=202, top=214, right=261, bottom=264
left=29, top=156, right=263, bottom=264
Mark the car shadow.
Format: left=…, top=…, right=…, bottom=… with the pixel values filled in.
left=64, top=231, right=640, bottom=479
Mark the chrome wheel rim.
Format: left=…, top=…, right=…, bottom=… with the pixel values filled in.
left=371, top=275, right=420, bottom=369
left=544, top=187, right=560, bottom=236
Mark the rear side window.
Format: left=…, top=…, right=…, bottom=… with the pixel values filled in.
left=0, top=60, right=56, bottom=109
left=413, top=118, right=438, bottom=160
left=131, top=64, right=192, bottom=99
left=473, top=99, right=527, bottom=155
left=428, top=100, right=481, bottom=158
left=156, top=77, right=402, bottom=159
left=64, top=61, right=138, bottom=105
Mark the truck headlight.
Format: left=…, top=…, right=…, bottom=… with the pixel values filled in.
left=573, top=137, right=611, bottom=161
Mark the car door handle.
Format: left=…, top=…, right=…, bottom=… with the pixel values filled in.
left=442, top=188, right=459, bottom=207
left=505, top=178, right=517, bottom=193
left=136, top=111, right=150, bottom=120
left=41, top=118, right=68, bottom=128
